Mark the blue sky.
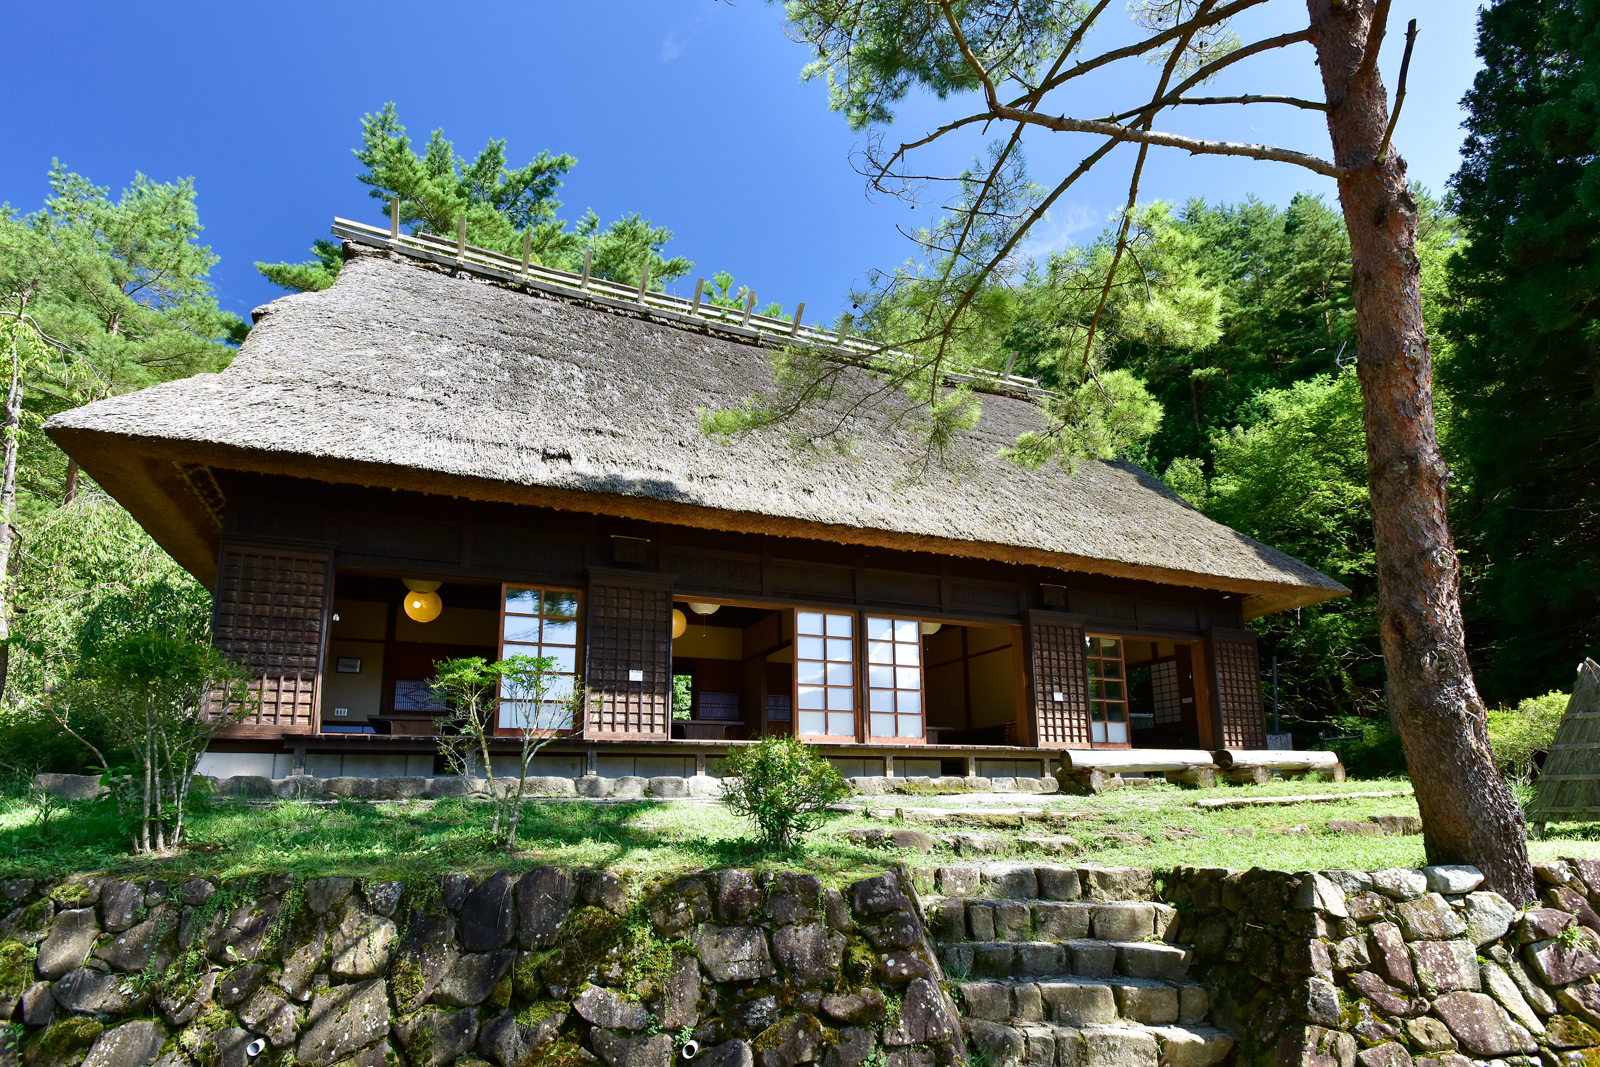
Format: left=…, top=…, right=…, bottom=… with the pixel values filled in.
left=1, top=1, right=1480, bottom=326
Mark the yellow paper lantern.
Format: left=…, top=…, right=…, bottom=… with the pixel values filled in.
left=403, top=589, right=443, bottom=623
left=672, top=609, right=687, bottom=639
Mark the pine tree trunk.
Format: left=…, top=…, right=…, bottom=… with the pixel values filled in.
left=1307, top=0, right=1536, bottom=903
left=0, top=311, right=24, bottom=710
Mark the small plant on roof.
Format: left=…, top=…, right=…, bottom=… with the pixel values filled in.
left=719, top=735, right=849, bottom=851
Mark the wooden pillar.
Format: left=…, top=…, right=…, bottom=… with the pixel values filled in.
left=211, top=542, right=332, bottom=738
left=582, top=568, right=674, bottom=740
left=1189, top=641, right=1217, bottom=750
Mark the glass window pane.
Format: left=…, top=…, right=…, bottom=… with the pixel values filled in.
left=798, top=686, right=825, bottom=710
left=498, top=701, right=518, bottom=728
left=1101, top=660, right=1122, bottom=679
left=1103, top=681, right=1124, bottom=700
left=798, top=711, right=826, bottom=735
left=1088, top=679, right=1103, bottom=699
left=867, top=641, right=894, bottom=664
left=502, top=642, right=542, bottom=660
left=1101, top=639, right=1121, bottom=656
left=505, top=588, right=540, bottom=613
left=542, top=619, right=578, bottom=646
left=896, top=666, right=920, bottom=690
left=545, top=646, right=577, bottom=673
left=869, top=664, right=894, bottom=688
left=869, top=689, right=894, bottom=712
left=827, top=687, right=854, bottom=711
left=870, top=714, right=895, bottom=737
left=1091, top=701, right=1106, bottom=722
left=798, top=661, right=825, bottom=685
left=897, top=691, right=921, bottom=716
left=898, top=715, right=922, bottom=738
left=826, top=662, right=853, bottom=686
left=826, top=638, right=853, bottom=662
left=503, top=617, right=541, bottom=642
left=1106, top=721, right=1128, bottom=744
left=797, top=636, right=825, bottom=661
left=797, top=612, right=825, bottom=636
left=545, top=675, right=575, bottom=701
left=894, top=619, right=919, bottom=642
left=1106, top=705, right=1126, bottom=722
left=826, top=614, right=853, bottom=638
left=895, top=642, right=919, bottom=666
left=867, top=617, right=894, bottom=640
left=828, top=712, right=854, bottom=736
left=545, top=702, right=575, bottom=730
left=545, top=593, right=579, bottom=618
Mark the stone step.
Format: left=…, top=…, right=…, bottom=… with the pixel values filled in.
left=963, top=974, right=1208, bottom=1026
left=926, top=898, right=1180, bottom=947
left=943, top=939, right=1193, bottom=983
left=914, top=862, right=1159, bottom=902
left=966, top=1020, right=1234, bottom=1067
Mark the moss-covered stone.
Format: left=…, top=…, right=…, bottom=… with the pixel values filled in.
left=26, top=1013, right=103, bottom=1066
left=527, top=905, right=625, bottom=998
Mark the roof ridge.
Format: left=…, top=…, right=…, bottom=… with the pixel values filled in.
left=329, top=217, right=1054, bottom=404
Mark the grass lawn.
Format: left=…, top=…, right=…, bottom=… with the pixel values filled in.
left=0, top=777, right=1592, bottom=886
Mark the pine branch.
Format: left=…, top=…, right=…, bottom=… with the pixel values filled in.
left=990, top=107, right=1344, bottom=177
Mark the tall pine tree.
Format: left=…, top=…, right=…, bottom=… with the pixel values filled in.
left=259, top=104, right=692, bottom=293
left=1445, top=0, right=1600, bottom=703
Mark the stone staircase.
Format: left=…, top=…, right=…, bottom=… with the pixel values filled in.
left=917, top=863, right=1235, bottom=1067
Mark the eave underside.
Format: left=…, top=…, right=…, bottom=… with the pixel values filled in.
left=48, top=426, right=1347, bottom=618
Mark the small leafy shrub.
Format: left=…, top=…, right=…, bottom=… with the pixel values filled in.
left=719, top=736, right=848, bottom=850
left=1324, top=715, right=1408, bottom=778
left=1487, top=689, right=1569, bottom=784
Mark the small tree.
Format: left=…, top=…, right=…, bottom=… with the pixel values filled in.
left=52, top=631, right=254, bottom=853
left=433, top=654, right=585, bottom=852
left=720, top=736, right=850, bottom=851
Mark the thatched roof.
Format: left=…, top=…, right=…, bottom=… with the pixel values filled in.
left=45, top=238, right=1346, bottom=616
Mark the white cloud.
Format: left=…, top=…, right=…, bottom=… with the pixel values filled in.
left=661, top=29, right=687, bottom=62
left=1016, top=204, right=1106, bottom=263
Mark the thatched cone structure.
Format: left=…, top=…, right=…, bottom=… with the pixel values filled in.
left=1529, top=657, right=1600, bottom=832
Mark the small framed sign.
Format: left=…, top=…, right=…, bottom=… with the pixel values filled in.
left=336, top=658, right=362, bottom=674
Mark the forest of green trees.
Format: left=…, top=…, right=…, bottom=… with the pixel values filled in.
left=0, top=0, right=1594, bottom=781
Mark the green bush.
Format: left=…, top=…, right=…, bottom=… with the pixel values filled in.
left=1324, top=715, right=1408, bottom=778
left=1487, top=689, right=1568, bottom=784
left=719, top=736, right=849, bottom=850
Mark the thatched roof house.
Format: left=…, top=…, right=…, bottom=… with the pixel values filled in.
left=45, top=220, right=1344, bottom=781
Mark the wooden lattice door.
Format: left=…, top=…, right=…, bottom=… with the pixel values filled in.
left=582, top=570, right=672, bottom=739
left=1026, top=611, right=1091, bottom=746
left=212, top=544, right=332, bottom=737
left=1207, top=628, right=1267, bottom=749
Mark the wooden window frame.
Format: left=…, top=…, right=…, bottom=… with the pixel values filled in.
left=495, top=582, right=584, bottom=738
left=1086, top=633, right=1131, bottom=748
left=793, top=609, right=860, bottom=743
left=864, top=615, right=927, bottom=744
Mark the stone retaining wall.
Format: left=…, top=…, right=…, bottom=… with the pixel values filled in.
left=1164, top=859, right=1600, bottom=1067
left=0, top=866, right=962, bottom=1067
